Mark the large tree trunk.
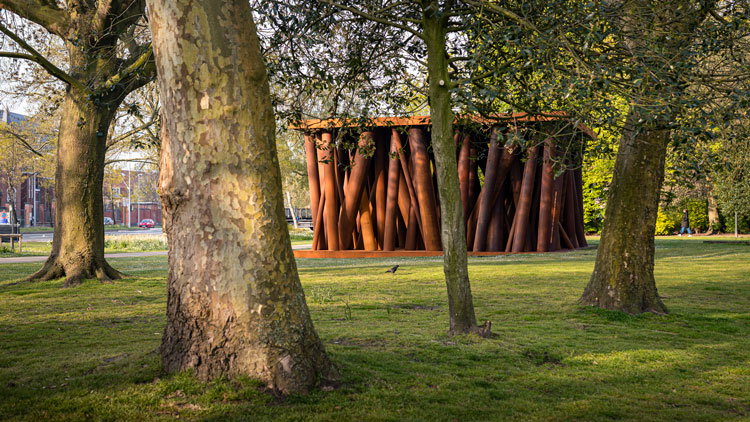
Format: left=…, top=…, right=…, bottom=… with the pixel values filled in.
left=579, top=0, right=712, bottom=315
left=580, top=110, right=668, bottom=314
left=422, top=10, right=488, bottom=337
left=147, top=0, right=336, bottom=393
left=27, top=92, right=122, bottom=287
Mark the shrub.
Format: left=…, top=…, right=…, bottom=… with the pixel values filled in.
left=655, top=198, right=709, bottom=235
left=655, top=208, right=679, bottom=235
left=723, top=212, right=750, bottom=234
left=103, top=235, right=168, bottom=251
left=288, top=226, right=314, bottom=242
left=680, top=198, right=708, bottom=233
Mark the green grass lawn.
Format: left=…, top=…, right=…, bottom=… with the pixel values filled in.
left=0, top=238, right=748, bottom=421
left=0, top=241, right=54, bottom=257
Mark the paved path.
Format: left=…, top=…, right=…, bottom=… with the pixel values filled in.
left=0, top=244, right=312, bottom=265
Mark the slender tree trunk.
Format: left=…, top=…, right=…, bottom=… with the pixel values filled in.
left=147, top=0, right=336, bottom=393
left=707, top=186, right=720, bottom=234
left=580, top=110, right=668, bottom=314
left=27, top=92, right=122, bottom=286
left=422, top=10, right=488, bottom=336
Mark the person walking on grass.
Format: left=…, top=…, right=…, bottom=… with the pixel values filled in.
left=679, top=208, right=692, bottom=237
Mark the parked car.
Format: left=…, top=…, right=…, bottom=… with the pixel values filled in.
left=138, top=219, right=155, bottom=229
left=104, top=217, right=114, bottom=225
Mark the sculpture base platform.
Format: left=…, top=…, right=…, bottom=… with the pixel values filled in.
left=292, top=249, right=573, bottom=258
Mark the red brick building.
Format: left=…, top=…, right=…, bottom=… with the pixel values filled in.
left=0, top=173, right=55, bottom=227
left=103, top=169, right=162, bottom=226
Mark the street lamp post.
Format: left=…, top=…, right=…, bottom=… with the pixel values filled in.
left=32, top=173, right=39, bottom=226
left=137, top=172, right=141, bottom=226
left=127, top=170, right=131, bottom=228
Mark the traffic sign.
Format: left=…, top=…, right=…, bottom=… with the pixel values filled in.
left=0, top=210, right=9, bottom=224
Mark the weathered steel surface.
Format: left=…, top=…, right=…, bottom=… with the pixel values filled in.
left=321, top=132, right=340, bottom=251
left=338, top=132, right=373, bottom=250
left=537, top=139, right=555, bottom=252
left=510, top=147, right=539, bottom=252
left=300, top=119, right=589, bottom=255
left=409, top=127, right=442, bottom=251
left=304, top=134, right=321, bottom=230
left=383, top=130, right=401, bottom=251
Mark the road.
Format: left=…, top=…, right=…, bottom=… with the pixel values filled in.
left=22, top=227, right=164, bottom=242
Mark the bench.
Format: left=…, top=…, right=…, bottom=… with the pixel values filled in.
left=0, top=233, right=22, bottom=252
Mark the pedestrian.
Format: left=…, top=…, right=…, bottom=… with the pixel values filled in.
left=679, top=208, right=692, bottom=237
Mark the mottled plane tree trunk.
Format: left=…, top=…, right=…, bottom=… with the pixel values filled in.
left=146, top=0, right=337, bottom=393
left=0, top=0, right=155, bottom=286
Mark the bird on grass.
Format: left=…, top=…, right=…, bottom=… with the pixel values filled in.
left=385, top=265, right=399, bottom=274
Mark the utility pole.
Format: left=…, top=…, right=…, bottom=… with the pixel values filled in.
left=735, top=211, right=738, bottom=238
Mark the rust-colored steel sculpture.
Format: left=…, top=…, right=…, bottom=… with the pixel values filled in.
left=409, top=127, right=442, bottom=251
left=338, top=132, right=373, bottom=250
left=294, top=115, right=592, bottom=256
left=383, top=130, right=402, bottom=251
left=537, top=139, right=555, bottom=252
left=321, top=132, right=339, bottom=251
left=511, top=146, right=539, bottom=253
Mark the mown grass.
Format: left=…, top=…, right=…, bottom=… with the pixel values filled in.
left=0, top=238, right=749, bottom=421
left=289, top=227, right=314, bottom=245
left=0, top=241, right=54, bottom=257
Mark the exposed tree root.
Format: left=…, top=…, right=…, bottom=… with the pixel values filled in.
left=578, top=291, right=668, bottom=315
left=472, top=320, right=493, bottom=338
left=449, top=320, right=493, bottom=338
left=27, top=256, right=123, bottom=287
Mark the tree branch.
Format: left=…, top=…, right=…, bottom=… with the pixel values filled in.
left=320, top=0, right=424, bottom=40
left=0, top=22, right=89, bottom=93
left=106, top=118, right=154, bottom=150
left=105, top=157, right=157, bottom=166
left=0, top=126, right=44, bottom=156
left=100, top=42, right=154, bottom=93
left=0, top=0, right=70, bottom=38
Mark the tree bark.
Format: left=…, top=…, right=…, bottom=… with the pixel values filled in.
left=422, top=8, right=487, bottom=336
left=580, top=110, right=668, bottom=314
left=707, top=186, right=720, bottom=234
left=147, top=0, right=336, bottom=393
left=15, top=1, right=155, bottom=286
left=27, top=91, right=122, bottom=286
left=579, top=0, right=711, bottom=314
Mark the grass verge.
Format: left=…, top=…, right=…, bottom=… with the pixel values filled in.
left=0, top=238, right=748, bottom=421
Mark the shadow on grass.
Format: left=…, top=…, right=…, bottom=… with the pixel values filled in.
left=1, top=242, right=749, bottom=420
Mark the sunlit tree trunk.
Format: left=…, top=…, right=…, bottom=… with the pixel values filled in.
left=8, top=1, right=155, bottom=286
left=28, top=88, right=122, bottom=286
left=580, top=0, right=712, bottom=314
left=423, top=6, right=487, bottom=336
left=580, top=110, right=668, bottom=314
left=147, top=0, right=337, bottom=393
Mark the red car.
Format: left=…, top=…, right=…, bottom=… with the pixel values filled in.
left=138, top=219, right=155, bottom=229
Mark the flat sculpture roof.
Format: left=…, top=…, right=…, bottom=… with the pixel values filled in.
left=290, top=112, right=596, bottom=139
